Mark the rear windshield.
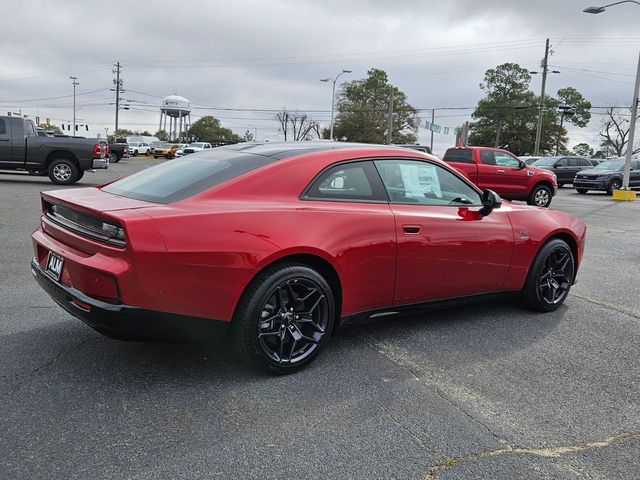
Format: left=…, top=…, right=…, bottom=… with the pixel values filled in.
left=443, top=148, right=473, bottom=164
left=103, top=150, right=276, bottom=203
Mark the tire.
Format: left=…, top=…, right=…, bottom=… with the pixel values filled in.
left=109, top=153, right=120, bottom=163
left=527, top=184, right=553, bottom=208
left=132, top=150, right=138, bottom=157
left=233, top=263, right=335, bottom=374
left=576, top=188, right=588, bottom=194
left=76, top=170, right=84, bottom=181
left=153, top=156, right=159, bottom=159
left=606, top=179, right=622, bottom=195
left=48, top=158, right=79, bottom=185
left=520, top=238, right=575, bottom=312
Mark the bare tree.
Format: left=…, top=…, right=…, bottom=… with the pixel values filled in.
left=275, top=109, right=321, bottom=141
left=600, top=106, right=640, bottom=157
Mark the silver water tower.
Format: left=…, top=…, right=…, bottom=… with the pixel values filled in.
left=159, top=95, right=191, bottom=141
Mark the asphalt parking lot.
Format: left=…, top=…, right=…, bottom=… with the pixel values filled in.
left=1, top=158, right=639, bottom=479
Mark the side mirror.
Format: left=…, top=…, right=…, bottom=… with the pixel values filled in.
left=518, top=160, right=526, bottom=169
left=554, top=162, right=562, bottom=168
left=479, top=189, right=502, bottom=216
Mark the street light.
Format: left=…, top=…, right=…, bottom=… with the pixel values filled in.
left=320, top=69, right=352, bottom=140
left=584, top=1, right=640, bottom=196
left=69, top=76, right=79, bottom=136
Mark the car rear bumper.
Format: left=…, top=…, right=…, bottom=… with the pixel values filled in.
left=31, top=257, right=229, bottom=342
left=92, top=157, right=109, bottom=169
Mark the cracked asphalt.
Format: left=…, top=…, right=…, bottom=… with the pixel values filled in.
left=1, top=159, right=639, bottom=479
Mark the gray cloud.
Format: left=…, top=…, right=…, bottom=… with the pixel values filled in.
left=2, top=0, right=639, bottom=153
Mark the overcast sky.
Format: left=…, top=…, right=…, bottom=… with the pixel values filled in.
left=2, top=0, right=640, bottom=154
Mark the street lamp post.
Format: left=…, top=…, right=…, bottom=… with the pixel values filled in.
left=320, top=69, right=352, bottom=140
left=584, top=1, right=640, bottom=193
left=69, top=76, right=79, bottom=137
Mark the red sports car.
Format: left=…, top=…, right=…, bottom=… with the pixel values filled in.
left=31, top=143, right=586, bottom=373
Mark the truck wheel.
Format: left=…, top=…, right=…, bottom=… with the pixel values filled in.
left=109, top=153, right=120, bottom=163
left=576, top=188, right=588, bottom=194
left=48, top=158, right=79, bottom=185
left=527, top=184, right=552, bottom=208
left=606, top=179, right=622, bottom=195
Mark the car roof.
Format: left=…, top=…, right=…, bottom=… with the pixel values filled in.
left=216, top=141, right=423, bottom=160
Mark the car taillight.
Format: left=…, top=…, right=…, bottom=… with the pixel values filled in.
left=105, top=145, right=110, bottom=155
left=92, top=143, right=103, bottom=158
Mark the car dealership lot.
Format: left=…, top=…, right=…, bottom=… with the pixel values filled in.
left=1, top=159, right=639, bottom=479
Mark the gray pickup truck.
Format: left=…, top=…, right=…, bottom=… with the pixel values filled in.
left=0, top=116, right=108, bottom=185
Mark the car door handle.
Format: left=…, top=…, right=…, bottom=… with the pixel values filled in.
left=402, top=224, right=422, bottom=234
left=497, top=169, right=505, bottom=173
left=0, top=138, right=9, bottom=142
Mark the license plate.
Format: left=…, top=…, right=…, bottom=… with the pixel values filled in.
left=46, top=252, right=64, bottom=281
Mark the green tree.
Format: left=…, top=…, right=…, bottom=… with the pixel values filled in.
left=469, top=63, right=591, bottom=155
left=188, top=116, right=240, bottom=142
left=331, top=68, right=417, bottom=144
left=572, top=143, right=594, bottom=157
left=155, top=130, right=169, bottom=141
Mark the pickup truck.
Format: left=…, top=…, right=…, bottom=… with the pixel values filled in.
left=107, top=142, right=129, bottom=163
left=442, top=146, right=558, bottom=207
left=0, top=116, right=108, bottom=185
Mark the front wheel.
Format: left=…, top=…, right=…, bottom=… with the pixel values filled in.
left=520, top=239, right=575, bottom=312
left=606, top=179, right=622, bottom=195
left=233, top=264, right=335, bottom=374
left=527, top=184, right=553, bottom=208
left=132, top=150, right=138, bottom=157
left=576, top=188, right=588, bottom=194
left=48, top=158, right=79, bottom=185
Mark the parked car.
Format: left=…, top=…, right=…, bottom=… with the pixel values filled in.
left=0, top=115, right=108, bottom=184
left=108, top=142, right=129, bottom=163
left=153, top=143, right=181, bottom=159
left=180, top=142, right=212, bottom=155
left=174, top=144, right=190, bottom=157
left=573, top=157, right=640, bottom=195
left=396, top=144, right=432, bottom=154
left=531, top=156, right=594, bottom=187
left=442, top=146, right=558, bottom=207
left=148, top=141, right=163, bottom=154
left=519, top=156, right=540, bottom=165
left=128, top=142, right=151, bottom=156
left=31, top=142, right=586, bottom=374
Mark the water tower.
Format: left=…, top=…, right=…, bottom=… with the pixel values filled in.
left=159, top=95, right=191, bottom=142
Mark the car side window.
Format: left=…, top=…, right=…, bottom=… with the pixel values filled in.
left=480, top=150, right=495, bottom=165
left=0, top=119, right=6, bottom=135
left=304, top=161, right=384, bottom=202
left=557, top=158, right=568, bottom=167
left=374, top=159, right=481, bottom=206
left=25, top=121, right=37, bottom=137
left=494, top=152, right=520, bottom=168
left=579, top=159, right=591, bottom=167
left=567, top=158, right=578, bottom=167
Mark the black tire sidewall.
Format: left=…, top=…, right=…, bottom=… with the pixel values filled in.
left=528, top=185, right=553, bottom=208
left=48, top=158, right=79, bottom=185
left=233, top=264, right=335, bottom=374
left=521, top=239, right=574, bottom=312
left=607, top=179, right=621, bottom=195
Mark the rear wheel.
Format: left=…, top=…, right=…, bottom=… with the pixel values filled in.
left=233, top=263, right=335, bottom=374
left=109, top=153, right=120, bottom=163
left=48, top=158, right=79, bottom=185
left=576, top=188, right=588, bottom=194
left=520, top=239, right=574, bottom=312
left=527, top=184, right=553, bottom=208
left=606, top=179, right=622, bottom=195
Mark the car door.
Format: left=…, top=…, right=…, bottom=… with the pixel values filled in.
left=373, top=158, right=514, bottom=305
left=477, top=149, right=496, bottom=190
left=493, top=151, right=530, bottom=197
left=566, top=158, right=581, bottom=183
left=0, top=117, right=18, bottom=167
left=630, top=160, right=640, bottom=188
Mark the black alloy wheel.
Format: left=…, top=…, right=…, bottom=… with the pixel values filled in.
left=257, top=278, right=329, bottom=365
left=233, top=264, right=335, bottom=374
left=521, top=239, right=574, bottom=312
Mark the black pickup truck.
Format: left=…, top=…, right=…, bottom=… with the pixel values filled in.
left=0, top=116, right=108, bottom=185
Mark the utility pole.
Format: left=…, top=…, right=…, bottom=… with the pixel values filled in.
left=622, top=50, right=640, bottom=190
left=70, top=76, right=78, bottom=136
left=534, top=39, right=550, bottom=156
left=386, top=93, right=394, bottom=145
left=430, top=109, right=435, bottom=151
left=113, top=62, right=122, bottom=139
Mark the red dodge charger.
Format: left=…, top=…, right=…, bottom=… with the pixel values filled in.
left=32, top=143, right=586, bottom=373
